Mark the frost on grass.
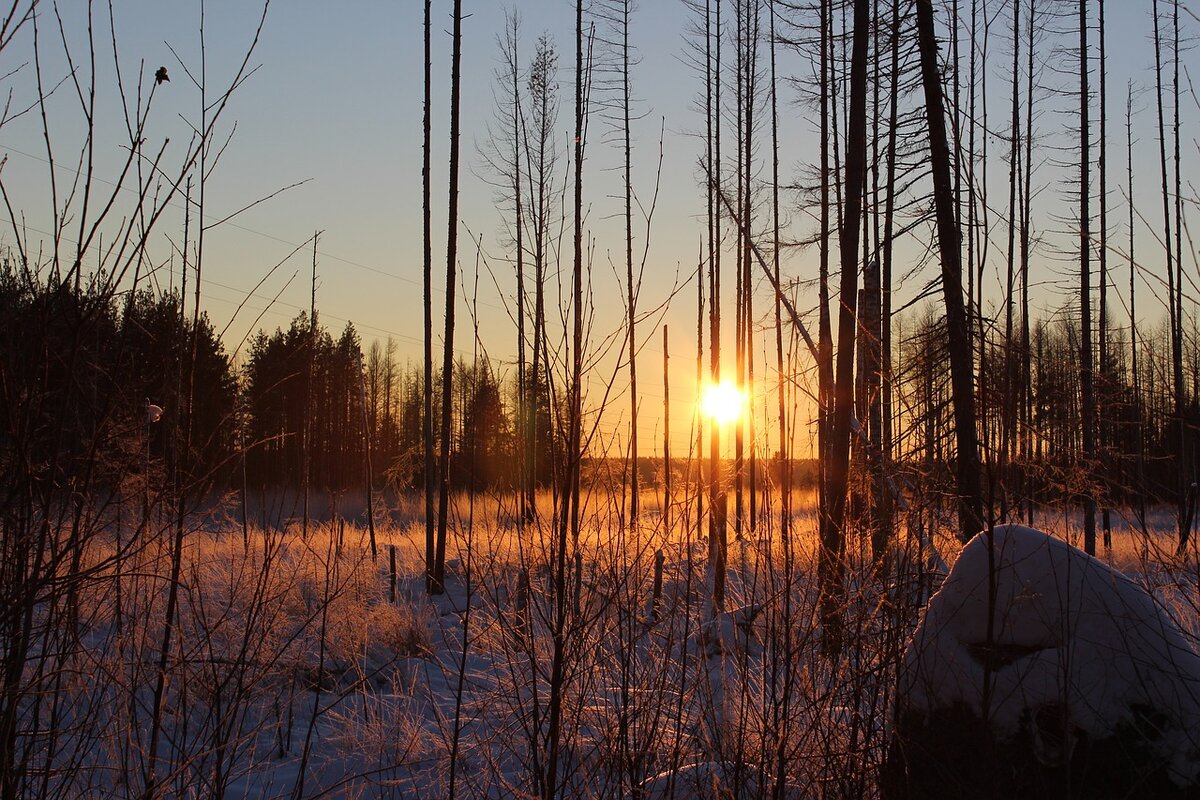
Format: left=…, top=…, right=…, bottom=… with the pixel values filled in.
left=886, top=523, right=1200, bottom=798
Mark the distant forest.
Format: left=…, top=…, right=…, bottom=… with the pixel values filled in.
left=3, top=259, right=1196, bottom=514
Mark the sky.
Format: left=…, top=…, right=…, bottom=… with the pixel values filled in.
left=0, top=0, right=1193, bottom=458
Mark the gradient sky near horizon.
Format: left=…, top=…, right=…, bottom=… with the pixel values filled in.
left=0, top=0, right=1192, bottom=456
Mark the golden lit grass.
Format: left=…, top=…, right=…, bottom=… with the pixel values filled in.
left=73, top=491, right=1200, bottom=665
left=54, top=490, right=1200, bottom=796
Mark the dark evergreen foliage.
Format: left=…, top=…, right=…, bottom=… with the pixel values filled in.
left=0, top=263, right=236, bottom=499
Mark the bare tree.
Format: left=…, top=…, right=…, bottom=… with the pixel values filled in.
left=434, top=0, right=466, bottom=594
left=1127, top=82, right=1146, bottom=528
left=423, top=0, right=436, bottom=591
left=1080, top=0, right=1097, bottom=556
left=618, top=0, right=641, bottom=525
left=1171, top=0, right=1189, bottom=552
left=709, top=0, right=727, bottom=616
left=523, top=34, right=560, bottom=515
left=820, top=0, right=872, bottom=651
left=817, top=0, right=833, bottom=570
left=1002, top=0, right=1022, bottom=518
left=769, top=0, right=788, bottom=545
left=1020, top=0, right=1038, bottom=525
left=545, top=2, right=591, bottom=793
left=1098, top=0, right=1111, bottom=549
left=915, top=0, right=984, bottom=544
left=816, top=0, right=837, bottom=640
left=1152, top=0, right=1188, bottom=550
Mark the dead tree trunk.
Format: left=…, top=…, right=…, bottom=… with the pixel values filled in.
left=822, top=0, right=872, bottom=649
left=1098, top=0, right=1111, bottom=549
left=914, top=0, right=984, bottom=544
left=620, top=0, right=639, bottom=525
left=1079, top=0, right=1097, bottom=557
left=434, top=0, right=465, bottom=594
left=709, top=0, right=727, bottom=616
left=423, top=0, right=436, bottom=593
left=545, top=3, right=588, bottom=794
left=770, top=0, right=789, bottom=545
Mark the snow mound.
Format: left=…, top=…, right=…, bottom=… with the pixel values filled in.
left=887, top=524, right=1200, bottom=797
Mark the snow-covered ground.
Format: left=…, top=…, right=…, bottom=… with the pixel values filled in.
left=13, top=501, right=1200, bottom=798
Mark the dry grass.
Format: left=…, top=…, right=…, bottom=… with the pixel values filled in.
left=19, top=489, right=1200, bottom=797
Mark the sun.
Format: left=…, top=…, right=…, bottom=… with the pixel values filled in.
left=701, top=381, right=744, bottom=425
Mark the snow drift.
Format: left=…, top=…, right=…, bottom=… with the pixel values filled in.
left=885, top=524, right=1200, bottom=798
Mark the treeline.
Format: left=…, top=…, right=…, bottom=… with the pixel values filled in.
left=0, top=261, right=559, bottom=499
left=5, top=257, right=1199, bottom=515
left=0, top=265, right=235, bottom=499
left=242, top=314, right=557, bottom=492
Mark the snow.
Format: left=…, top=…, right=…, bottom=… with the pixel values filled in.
left=898, top=523, right=1200, bottom=784
left=640, top=760, right=804, bottom=799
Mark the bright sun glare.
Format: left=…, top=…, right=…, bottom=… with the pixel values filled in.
left=701, top=381, right=743, bottom=424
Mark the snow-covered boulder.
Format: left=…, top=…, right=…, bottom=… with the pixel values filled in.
left=883, top=524, right=1200, bottom=799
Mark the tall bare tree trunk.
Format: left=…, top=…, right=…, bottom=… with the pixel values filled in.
left=435, top=0, right=465, bottom=594
left=527, top=36, right=558, bottom=522
left=621, top=0, right=639, bottom=525
left=769, top=0, right=788, bottom=545
left=423, top=0, right=436, bottom=593
left=303, top=235, right=317, bottom=542
left=743, top=1, right=755, bottom=535
left=1021, top=0, right=1036, bottom=525
left=745, top=0, right=759, bottom=535
left=734, top=0, right=746, bottom=540
left=822, top=0, right=871, bottom=649
left=145, top=177, right=195, bottom=800
left=357, top=352, right=377, bottom=559
left=1003, top=0, right=1021, bottom=519
left=1152, top=0, right=1184, bottom=549
left=709, top=0, right=727, bottom=616
left=915, top=0, right=984, bottom=544
left=956, top=0, right=968, bottom=343
left=545, top=3, right=587, bottom=793
left=1127, top=82, right=1145, bottom=529
left=700, top=2, right=713, bottom=545
left=697, top=242, right=705, bottom=535
left=816, top=0, right=835, bottom=637
left=663, top=325, right=671, bottom=531
left=1172, top=0, right=1190, bottom=553
left=882, top=0, right=900, bottom=479
left=507, top=13, right=528, bottom=528
left=1098, top=0, right=1111, bottom=549
left=768, top=0, right=796, bottom=770
left=863, top=254, right=886, bottom=563
left=861, top=0, right=884, bottom=555
left=1079, top=0, right=1097, bottom=557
